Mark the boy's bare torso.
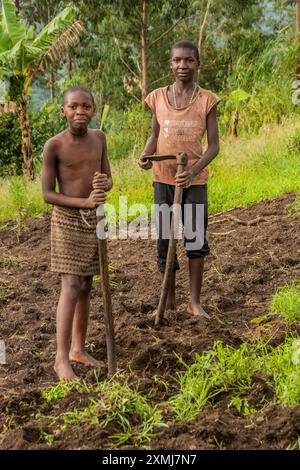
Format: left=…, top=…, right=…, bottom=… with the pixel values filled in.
left=50, top=129, right=104, bottom=198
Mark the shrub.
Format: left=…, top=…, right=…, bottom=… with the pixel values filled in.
left=0, top=113, right=22, bottom=176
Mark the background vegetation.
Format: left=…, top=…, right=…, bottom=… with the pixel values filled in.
left=0, top=1, right=299, bottom=451
left=0, top=0, right=299, bottom=222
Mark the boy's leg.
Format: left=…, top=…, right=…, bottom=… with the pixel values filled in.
left=54, top=274, right=82, bottom=381
left=188, top=258, right=209, bottom=318
left=183, top=185, right=210, bottom=318
left=154, top=182, right=179, bottom=311
left=69, top=276, right=102, bottom=367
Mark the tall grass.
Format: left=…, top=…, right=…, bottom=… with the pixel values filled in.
left=0, top=176, right=48, bottom=224
left=0, top=116, right=299, bottom=224
left=208, top=116, right=300, bottom=213
left=110, top=115, right=300, bottom=216
left=222, top=34, right=298, bottom=136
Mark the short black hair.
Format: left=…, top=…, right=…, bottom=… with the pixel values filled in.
left=171, top=40, right=200, bottom=63
left=63, top=86, right=95, bottom=106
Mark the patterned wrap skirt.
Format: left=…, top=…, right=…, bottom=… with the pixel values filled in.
left=51, top=205, right=100, bottom=276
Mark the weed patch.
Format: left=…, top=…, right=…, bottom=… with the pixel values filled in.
left=169, top=342, right=260, bottom=422
left=169, top=337, right=300, bottom=422
left=43, top=374, right=166, bottom=448
left=270, top=282, right=300, bottom=323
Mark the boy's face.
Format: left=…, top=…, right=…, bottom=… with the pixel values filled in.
left=61, top=90, right=94, bottom=131
left=170, top=48, right=199, bottom=81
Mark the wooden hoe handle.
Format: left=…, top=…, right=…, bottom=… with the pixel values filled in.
left=155, top=153, right=188, bottom=326
left=96, top=204, right=117, bottom=376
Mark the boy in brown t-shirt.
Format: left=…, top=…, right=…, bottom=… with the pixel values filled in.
left=139, top=40, right=220, bottom=318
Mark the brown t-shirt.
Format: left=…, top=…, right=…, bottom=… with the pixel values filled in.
left=145, top=86, right=220, bottom=185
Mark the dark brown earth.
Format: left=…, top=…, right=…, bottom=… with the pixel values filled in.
left=0, top=192, right=299, bottom=450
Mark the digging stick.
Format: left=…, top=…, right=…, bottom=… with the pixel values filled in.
left=144, top=153, right=188, bottom=326
left=96, top=203, right=117, bottom=376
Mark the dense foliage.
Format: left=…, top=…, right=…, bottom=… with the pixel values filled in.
left=0, top=0, right=299, bottom=175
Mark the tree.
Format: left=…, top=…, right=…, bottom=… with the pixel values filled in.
left=99, top=0, right=190, bottom=139
left=0, top=0, right=83, bottom=179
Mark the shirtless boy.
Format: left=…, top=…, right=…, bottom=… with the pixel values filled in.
left=42, top=86, right=112, bottom=381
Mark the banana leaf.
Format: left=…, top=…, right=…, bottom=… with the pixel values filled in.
left=0, top=0, right=25, bottom=51
left=32, top=6, right=75, bottom=50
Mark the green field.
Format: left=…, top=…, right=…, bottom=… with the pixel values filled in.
left=1, top=116, right=299, bottom=226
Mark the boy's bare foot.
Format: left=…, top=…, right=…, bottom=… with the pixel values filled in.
left=69, top=350, right=103, bottom=368
left=187, top=302, right=210, bottom=319
left=54, top=358, right=79, bottom=382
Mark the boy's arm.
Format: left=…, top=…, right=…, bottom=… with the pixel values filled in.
left=138, top=114, right=160, bottom=170
left=175, top=105, right=220, bottom=188
left=42, top=140, right=104, bottom=209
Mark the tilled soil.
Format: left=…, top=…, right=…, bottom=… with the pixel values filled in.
left=0, top=192, right=299, bottom=450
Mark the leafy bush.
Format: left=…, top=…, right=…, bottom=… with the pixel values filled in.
left=30, top=102, right=65, bottom=168
left=0, top=96, right=147, bottom=178
left=106, top=102, right=151, bottom=162
left=0, top=113, right=22, bottom=176
left=0, top=102, right=65, bottom=176
left=220, top=35, right=300, bottom=136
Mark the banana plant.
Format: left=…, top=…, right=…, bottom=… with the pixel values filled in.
left=229, top=88, right=251, bottom=138
left=0, top=0, right=84, bottom=179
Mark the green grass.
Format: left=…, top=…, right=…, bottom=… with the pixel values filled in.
left=0, top=249, right=27, bottom=269
left=0, top=116, right=299, bottom=224
left=0, top=176, right=48, bottom=225
left=169, top=341, right=260, bottom=422
left=169, top=335, right=300, bottom=422
left=43, top=373, right=166, bottom=448
left=262, top=337, right=300, bottom=406
left=208, top=116, right=300, bottom=214
left=288, top=194, right=300, bottom=216
left=38, top=333, right=300, bottom=448
left=40, top=431, right=55, bottom=446
left=0, top=277, right=15, bottom=301
left=41, top=381, right=87, bottom=402
left=286, top=436, right=300, bottom=450
left=270, top=282, right=300, bottom=323
left=109, top=116, right=300, bottom=217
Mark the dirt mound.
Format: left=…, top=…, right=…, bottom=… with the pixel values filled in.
left=0, top=193, right=299, bottom=449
